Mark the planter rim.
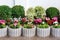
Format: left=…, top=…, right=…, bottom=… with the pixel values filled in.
left=52, top=26, right=60, bottom=29
left=23, top=26, right=36, bottom=29
left=37, top=27, right=50, bottom=29
left=0, top=26, right=7, bottom=30
left=8, top=26, right=21, bottom=30
left=52, top=27, right=60, bottom=29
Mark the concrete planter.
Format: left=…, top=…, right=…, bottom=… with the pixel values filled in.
left=23, top=27, right=36, bottom=37
left=8, top=27, right=21, bottom=37
left=0, top=27, right=7, bottom=37
left=37, top=27, right=50, bottom=37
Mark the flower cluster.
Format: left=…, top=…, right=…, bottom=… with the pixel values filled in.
left=8, top=16, right=58, bottom=28
left=13, top=19, right=18, bottom=26
left=33, top=18, right=42, bottom=24
left=46, top=17, right=58, bottom=25
left=10, top=19, right=20, bottom=29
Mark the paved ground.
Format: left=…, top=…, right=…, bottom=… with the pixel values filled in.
left=0, top=36, right=60, bottom=40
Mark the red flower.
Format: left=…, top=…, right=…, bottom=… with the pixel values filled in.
left=46, top=20, right=53, bottom=25
left=21, top=18, right=27, bottom=23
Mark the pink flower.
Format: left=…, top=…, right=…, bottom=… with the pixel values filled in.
left=46, top=17, right=50, bottom=21
left=37, top=18, right=42, bottom=23
left=52, top=17, right=58, bottom=22
left=14, top=19, right=18, bottom=23
left=1, top=22, right=5, bottom=24
left=13, top=23, right=17, bottom=26
left=34, top=18, right=42, bottom=24
left=0, top=20, right=5, bottom=24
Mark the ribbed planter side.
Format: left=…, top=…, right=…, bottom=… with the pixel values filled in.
left=8, top=27, right=21, bottom=37
left=0, top=27, right=7, bottom=37
left=23, top=27, right=36, bottom=37
left=37, top=27, right=50, bottom=37
left=52, top=28, right=60, bottom=37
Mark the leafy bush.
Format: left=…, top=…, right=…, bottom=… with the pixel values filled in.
left=0, top=5, right=12, bottom=20
left=34, top=6, right=45, bottom=18
left=12, top=5, right=25, bottom=18
left=26, top=7, right=36, bottom=19
left=46, top=7, right=59, bottom=19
